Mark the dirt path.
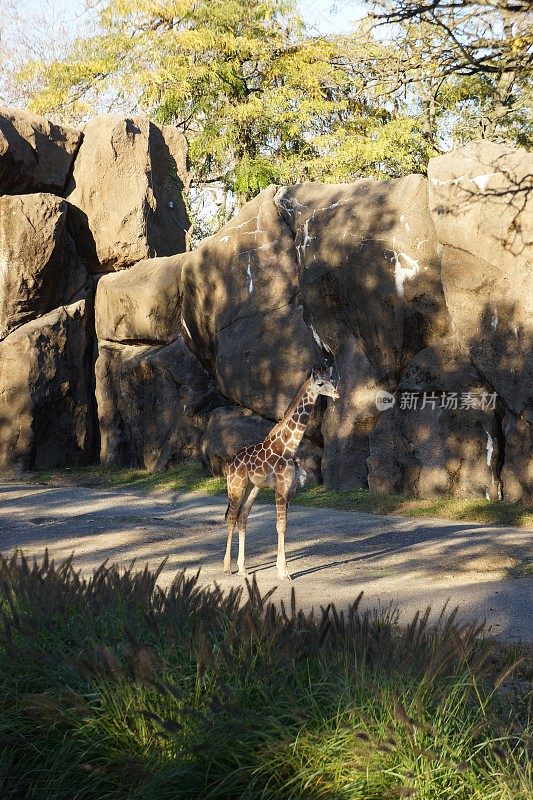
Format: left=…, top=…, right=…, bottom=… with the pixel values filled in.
left=1, top=481, right=531, bottom=641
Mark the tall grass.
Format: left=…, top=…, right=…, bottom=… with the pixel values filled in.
left=0, top=551, right=531, bottom=799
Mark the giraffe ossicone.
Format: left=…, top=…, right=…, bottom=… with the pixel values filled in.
left=224, top=366, right=340, bottom=580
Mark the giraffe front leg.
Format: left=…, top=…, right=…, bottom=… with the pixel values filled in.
left=275, top=491, right=291, bottom=580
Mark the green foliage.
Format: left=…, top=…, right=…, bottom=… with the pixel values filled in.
left=0, top=552, right=531, bottom=799
left=16, top=0, right=439, bottom=205
left=10, top=0, right=532, bottom=228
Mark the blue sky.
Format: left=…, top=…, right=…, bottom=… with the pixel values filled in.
left=297, top=0, right=364, bottom=33
left=22, top=0, right=364, bottom=36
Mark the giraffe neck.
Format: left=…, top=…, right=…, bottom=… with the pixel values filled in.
left=266, top=383, right=318, bottom=457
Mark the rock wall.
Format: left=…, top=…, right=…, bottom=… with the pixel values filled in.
left=0, top=108, right=190, bottom=470
left=0, top=105, right=531, bottom=503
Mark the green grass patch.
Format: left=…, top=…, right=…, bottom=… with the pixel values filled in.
left=0, top=551, right=531, bottom=799
left=26, top=462, right=227, bottom=496
left=21, top=462, right=533, bottom=528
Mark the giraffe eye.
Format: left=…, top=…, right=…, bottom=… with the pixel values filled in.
left=317, top=381, right=324, bottom=386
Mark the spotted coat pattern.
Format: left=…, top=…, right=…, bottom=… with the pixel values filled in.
left=224, top=368, right=339, bottom=579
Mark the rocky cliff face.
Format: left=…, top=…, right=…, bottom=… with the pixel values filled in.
left=0, top=105, right=531, bottom=502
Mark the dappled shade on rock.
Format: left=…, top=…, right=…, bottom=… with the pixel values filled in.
left=95, top=254, right=184, bottom=344
left=500, top=414, right=533, bottom=503
left=95, top=335, right=226, bottom=470
left=180, top=185, right=322, bottom=419
left=275, top=176, right=448, bottom=491
left=429, top=141, right=533, bottom=420
left=367, top=338, right=503, bottom=499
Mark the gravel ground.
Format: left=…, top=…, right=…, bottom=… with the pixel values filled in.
left=0, top=481, right=531, bottom=641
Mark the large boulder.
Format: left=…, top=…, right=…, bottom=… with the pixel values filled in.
left=0, top=106, right=82, bottom=194
left=275, top=176, right=448, bottom=490
left=0, top=300, right=95, bottom=469
left=428, top=142, right=533, bottom=421
left=439, top=245, right=533, bottom=421
left=0, top=194, right=88, bottom=339
left=276, top=175, right=448, bottom=382
left=500, top=414, right=533, bottom=503
left=95, top=335, right=226, bottom=469
left=428, top=140, right=532, bottom=271
left=95, top=254, right=184, bottom=344
left=201, top=405, right=322, bottom=484
left=367, top=338, right=502, bottom=498
left=67, top=114, right=189, bottom=272
left=180, top=185, right=322, bottom=420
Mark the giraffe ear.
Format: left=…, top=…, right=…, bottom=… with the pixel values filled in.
left=310, top=368, right=316, bottom=380
left=327, top=366, right=333, bottom=378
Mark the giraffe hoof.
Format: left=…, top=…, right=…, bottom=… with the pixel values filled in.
left=277, top=571, right=293, bottom=581
left=238, top=570, right=249, bottom=577
left=223, top=564, right=232, bottom=574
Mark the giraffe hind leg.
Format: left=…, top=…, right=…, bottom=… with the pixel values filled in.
left=224, top=471, right=248, bottom=574
left=275, top=489, right=291, bottom=580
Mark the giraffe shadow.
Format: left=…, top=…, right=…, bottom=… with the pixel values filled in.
left=247, top=546, right=396, bottom=578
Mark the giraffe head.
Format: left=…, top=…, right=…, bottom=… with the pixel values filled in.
left=310, top=366, right=340, bottom=400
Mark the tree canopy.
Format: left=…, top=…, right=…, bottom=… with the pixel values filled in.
left=8, top=0, right=531, bottom=231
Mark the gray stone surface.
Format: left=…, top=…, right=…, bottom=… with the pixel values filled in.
left=275, top=176, right=449, bottom=491
left=429, top=142, right=533, bottom=462
left=440, top=245, right=533, bottom=422
left=180, top=185, right=322, bottom=420
left=428, top=140, right=532, bottom=272
left=367, top=338, right=502, bottom=498
left=501, top=413, right=533, bottom=503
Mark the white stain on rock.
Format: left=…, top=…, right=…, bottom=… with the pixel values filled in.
left=392, top=243, right=420, bottom=297
left=296, top=218, right=316, bottom=264
left=181, top=316, right=192, bottom=338
left=485, top=429, right=494, bottom=467
left=430, top=173, right=497, bottom=191
left=491, top=309, right=498, bottom=331
left=246, top=262, right=253, bottom=294
left=309, top=323, right=333, bottom=354
left=472, top=173, right=496, bottom=191
left=301, top=219, right=311, bottom=256
left=0, top=254, right=8, bottom=285
left=399, top=213, right=411, bottom=233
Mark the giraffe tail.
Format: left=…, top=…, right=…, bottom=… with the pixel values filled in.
left=224, top=502, right=230, bottom=521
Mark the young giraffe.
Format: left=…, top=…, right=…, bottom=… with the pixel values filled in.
left=224, top=367, right=340, bottom=580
